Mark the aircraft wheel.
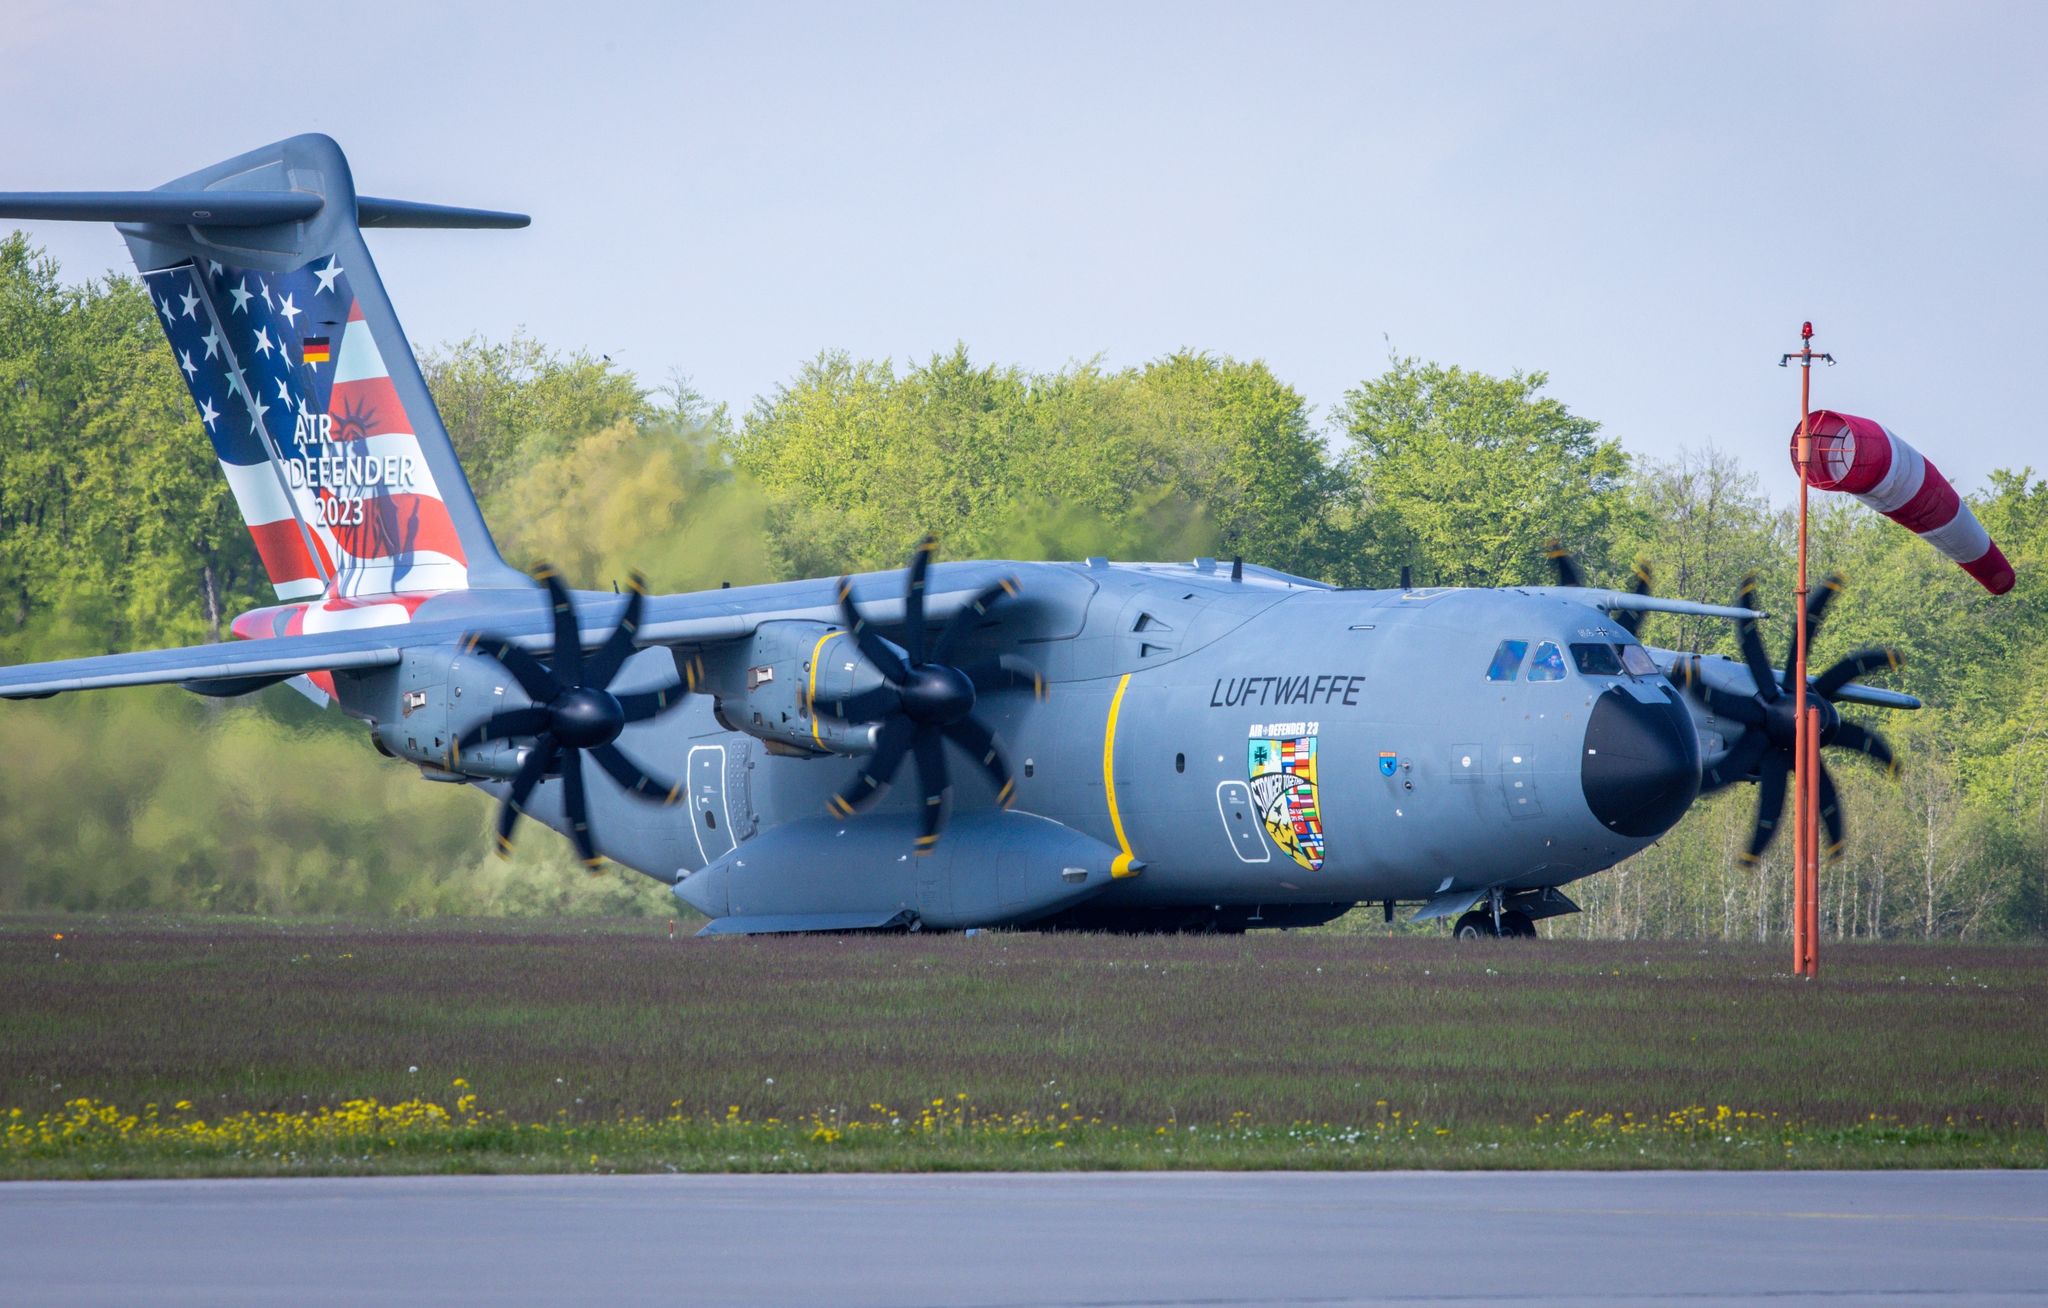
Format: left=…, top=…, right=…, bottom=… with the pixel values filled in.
left=1500, top=910, right=1539, bottom=939
left=1452, top=911, right=1493, bottom=940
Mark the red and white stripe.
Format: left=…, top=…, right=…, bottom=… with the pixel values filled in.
left=322, top=302, right=469, bottom=596
left=1795, top=410, right=2014, bottom=595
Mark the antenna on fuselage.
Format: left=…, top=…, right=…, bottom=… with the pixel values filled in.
left=1230, top=555, right=1243, bottom=583
left=1399, top=565, right=1412, bottom=590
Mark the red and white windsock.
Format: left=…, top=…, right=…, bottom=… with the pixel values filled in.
left=1794, top=410, right=2015, bottom=595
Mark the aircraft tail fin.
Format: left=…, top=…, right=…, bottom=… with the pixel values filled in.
left=0, top=134, right=529, bottom=601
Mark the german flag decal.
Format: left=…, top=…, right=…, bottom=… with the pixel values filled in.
left=301, top=336, right=331, bottom=365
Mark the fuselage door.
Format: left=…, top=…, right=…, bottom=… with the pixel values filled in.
left=1500, top=743, right=1540, bottom=819
left=1215, top=780, right=1271, bottom=862
left=688, top=744, right=738, bottom=864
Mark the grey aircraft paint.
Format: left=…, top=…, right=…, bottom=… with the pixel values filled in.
left=0, top=135, right=1917, bottom=936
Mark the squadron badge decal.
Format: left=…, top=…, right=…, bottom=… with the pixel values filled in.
left=1248, top=727, right=1325, bottom=871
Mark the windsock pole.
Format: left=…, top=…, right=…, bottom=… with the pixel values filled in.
left=1782, top=323, right=1831, bottom=979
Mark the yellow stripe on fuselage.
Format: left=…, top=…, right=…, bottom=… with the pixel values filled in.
left=1102, top=673, right=1139, bottom=877
left=808, top=629, right=842, bottom=747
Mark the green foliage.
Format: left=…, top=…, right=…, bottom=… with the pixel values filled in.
left=0, top=236, right=2042, bottom=936
left=730, top=345, right=1333, bottom=578
left=420, top=331, right=662, bottom=497
left=1335, top=357, right=1635, bottom=588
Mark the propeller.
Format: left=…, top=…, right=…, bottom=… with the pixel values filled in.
left=809, top=536, right=1045, bottom=854
left=1674, top=572, right=1902, bottom=864
left=452, top=567, right=695, bottom=867
left=1545, top=540, right=1655, bottom=637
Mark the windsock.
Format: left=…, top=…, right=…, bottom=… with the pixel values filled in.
left=1794, top=410, right=2015, bottom=595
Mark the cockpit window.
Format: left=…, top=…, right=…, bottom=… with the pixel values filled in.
left=1620, top=644, right=1658, bottom=677
left=1485, top=639, right=1528, bottom=682
left=1571, top=642, right=1623, bottom=676
left=1527, top=641, right=1567, bottom=681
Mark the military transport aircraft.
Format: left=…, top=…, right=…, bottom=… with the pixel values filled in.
left=0, top=136, right=1919, bottom=938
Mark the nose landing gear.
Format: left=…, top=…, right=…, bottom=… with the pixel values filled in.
left=1452, top=888, right=1539, bottom=939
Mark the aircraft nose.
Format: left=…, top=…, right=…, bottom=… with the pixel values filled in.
left=1580, top=686, right=1700, bottom=839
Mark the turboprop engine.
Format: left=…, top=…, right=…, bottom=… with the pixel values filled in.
left=697, top=619, right=885, bottom=758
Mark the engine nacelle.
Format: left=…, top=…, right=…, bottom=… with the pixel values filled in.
left=698, top=619, right=882, bottom=758
left=345, top=644, right=532, bottom=777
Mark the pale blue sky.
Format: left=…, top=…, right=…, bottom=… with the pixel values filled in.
left=6, top=1, right=2043, bottom=500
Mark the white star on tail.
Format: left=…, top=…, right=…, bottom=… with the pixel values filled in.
left=200, top=328, right=221, bottom=360
left=178, top=350, right=197, bottom=380
left=178, top=289, right=200, bottom=320
left=276, top=292, right=301, bottom=327
left=276, top=377, right=293, bottom=405
left=229, top=280, right=252, bottom=314
left=253, top=326, right=275, bottom=358
left=314, top=257, right=343, bottom=294
left=199, top=398, right=219, bottom=431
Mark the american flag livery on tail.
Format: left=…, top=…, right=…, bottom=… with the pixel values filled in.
left=145, top=255, right=469, bottom=602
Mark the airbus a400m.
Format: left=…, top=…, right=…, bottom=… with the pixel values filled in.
left=0, top=136, right=1918, bottom=937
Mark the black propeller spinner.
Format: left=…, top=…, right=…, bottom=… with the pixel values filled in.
left=1546, top=539, right=1655, bottom=637
left=453, top=567, right=694, bottom=867
left=1676, top=573, right=1901, bottom=864
left=810, top=536, right=1045, bottom=854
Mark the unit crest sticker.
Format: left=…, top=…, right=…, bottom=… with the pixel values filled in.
left=1247, top=722, right=1325, bottom=871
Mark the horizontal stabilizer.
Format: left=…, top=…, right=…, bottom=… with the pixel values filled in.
left=357, top=196, right=529, bottom=229
left=0, top=190, right=527, bottom=230
left=0, top=190, right=323, bottom=226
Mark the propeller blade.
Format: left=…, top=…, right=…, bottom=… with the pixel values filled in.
left=1690, top=680, right=1765, bottom=726
left=931, top=577, right=1019, bottom=664
left=560, top=748, right=598, bottom=867
left=912, top=724, right=949, bottom=855
left=903, top=535, right=936, bottom=666
left=811, top=684, right=902, bottom=723
left=536, top=566, right=584, bottom=688
left=495, top=740, right=558, bottom=858
left=1615, top=559, right=1653, bottom=638
left=588, top=742, right=682, bottom=804
left=1831, top=720, right=1898, bottom=775
left=1544, top=540, right=1586, bottom=588
left=463, top=633, right=561, bottom=705
left=1813, top=647, right=1903, bottom=701
left=941, top=715, right=1016, bottom=809
left=1740, top=753, right=1790, bottom=864
left=1701, top=730, right=1769, bottom=793
left=1816, top=761, right=1845, bottom=861
left=1733, top=575, right=1780, bottom=701
left=453, top=706, right=552, bottom=761
left=616, top=681, right=690, bottom=724
left=1782, top=573, right=1844, bottom=693
left=825, top=715, right=915, bottom=818
left=583, top=572, right=647, bottom=691
left=835, top=577, right=912, bottom=685
left=963, top=654, right=1047, bottom=700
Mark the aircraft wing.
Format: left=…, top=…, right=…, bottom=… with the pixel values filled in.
left=0, top=630, right=407, bottom=699
left=1518, top=586, right=1765, bottom=622
left=0, top=565, right=1020, bottom=700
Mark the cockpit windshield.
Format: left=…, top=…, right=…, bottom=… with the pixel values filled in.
left=1571, top=642, right=1623, bottom=676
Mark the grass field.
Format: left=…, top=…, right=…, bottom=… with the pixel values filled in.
left=2, top=915, right=2043, bottom=1177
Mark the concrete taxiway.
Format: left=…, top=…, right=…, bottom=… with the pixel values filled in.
left=2, top=1170, right=2043, bottom=1305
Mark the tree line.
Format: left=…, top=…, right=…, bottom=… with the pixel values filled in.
left=1, top=234, right=2042, bottom=936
